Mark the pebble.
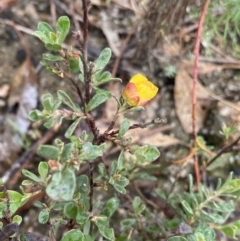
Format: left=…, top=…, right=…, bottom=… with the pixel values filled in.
left=0, top=84, right=10, bottom=98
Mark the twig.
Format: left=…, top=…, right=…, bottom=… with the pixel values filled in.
left=2, top=124, right=60, bottom=185
left=205, top=135, right=240, bottom=169
left=50, top=0, right=57, bottom=27
left=63, top=70, right=84, bottom=106
left=108, top=118, right=167, bottom=137
left=192, top=0, right=211, bottom=185
left=111, top=21, right=139, bottom=77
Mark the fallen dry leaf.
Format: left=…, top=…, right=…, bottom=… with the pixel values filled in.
left=128, top=125, right=186, bottom=147
left=100, top=11, right=121, bottom=56
left=174, top=61, right=240, bottom=133
left=0, top=58, right=38, bottom=172
left=174, top=61, right=213, bottom=133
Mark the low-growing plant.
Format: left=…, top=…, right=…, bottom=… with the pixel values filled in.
left=1, top=2, right=240, bottom=241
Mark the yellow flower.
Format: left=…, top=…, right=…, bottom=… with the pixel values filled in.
left=122, top=73, right=158, bottom=107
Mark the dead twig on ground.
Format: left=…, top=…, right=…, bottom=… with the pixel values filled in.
left=2, top=124, right=60, bottom=186
left=204, top=135, right=240, bottom=170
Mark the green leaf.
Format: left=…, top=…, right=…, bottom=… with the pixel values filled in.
left=46, top=169, right=76, bottom=201
left=76, top=175, right=90, bottom=194
left=49, top=32, right=57, bottom=42
left=65, top=117, right=82, bottom=139
left=45, top=43, right=62, bottom=51
left=42, top=97, right=53, bottom=113
left=194, top=232, right=206, bottom=241
left=22, top=169, right=41, bottom=183
left=93, top=71, right=121, bottom=86
left=133, top=171, right=157, bottom=181
left=220, top=225, right=237, bottom=239
left=38, top=162, right=48, bottom=181
left=112, top=183, right=126, bottom=194
left=181, top=200, right=193, bottom=215
left=64, top=202, right=78, bottom=219
left=52, top=97, right=62, bottom=111
left=34, top=201, right=45, bottom=208
left=12, top=215, right=22, bottom=225
left=76, top=206, right=89, bottom=225
left=21, top=180, right=34, bottom=186
left=116, top=151, right=125, bottom=172
left=37, top=22, right=53, bottom=35
left=93, top=71, right=111, bottom=85
left=38, top=208, right=49, bottom=224
left=133, top=145, right=160, bottom=164
left=101, top=197, right=119, bottom=218
left=61, top=143, right=74, bottom=162
left=57, top=90, right=79, bottom=112
left=133, top=196, right=146, bottom=215
left=37, top=145, right=60, bottom=160
left=33, top=31, right=50, bottom=43
left=201, top=210, right=226, bottom=224
left=56, top=16, right=70, bottom=44
left=220, top=179, right=240, bottom=193
left=44, top=117, right=55, bottom=129
left=115, top=176, right=129, bottom=187
left=94, top=219, right=115, bottom=241
left=79, top=57, right=84, bottom=74
left=69, top=57, right=80, bottom=73
left=43, top=53, right=64, bottom=61
left=207, top=200, right=234, bottom=212
left=117, top=118, right=130, bottom=138
left=110, top=161, right=117, bottom=175
left=60, top=230, right=84, bottom=241
left=155, top=188, right=167, bottom=200
left=98, top=163, right=107, bottom=177
left=94, top=48, right=112, bottom=72
left=121, top=219, right=136, bottom=229
left=92, top=200, right=102, bottom=214
left=78, top=142, right=106, bottom=161
left=86, top=92, right=111, bottom=112
left=79, top=73, right=84, bottom=82
left=29, top=110, right=44, bottom=121
left=42, top=93, right=53, bottom=102
left=0, top=191, right=29, bottom=218
left=167, top=236, right=188, bottom=241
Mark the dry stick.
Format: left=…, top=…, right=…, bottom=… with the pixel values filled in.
left=192, top=0, right=211, bottom=185
left=2, top=125, right=59, bottom=185
left=205, top=135, right=240, bottom=169
left=64, top=72, right=84, bottom=105
left=111, top=21, right=139, bottom=78
left=50, top=0, right=57, bottom=27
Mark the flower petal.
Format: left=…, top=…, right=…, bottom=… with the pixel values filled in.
left=130, top=74, right=158, bottom=105
left=122, top=82, right=139, bottom=106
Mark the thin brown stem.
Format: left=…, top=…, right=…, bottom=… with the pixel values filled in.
left=205, top=136, right=240, bottom=169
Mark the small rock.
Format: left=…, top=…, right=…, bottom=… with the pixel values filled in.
left=0, top=83, right=10, bottom=98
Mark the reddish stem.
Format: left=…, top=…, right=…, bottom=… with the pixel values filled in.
left=192, top=0, right=211, bottom=185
